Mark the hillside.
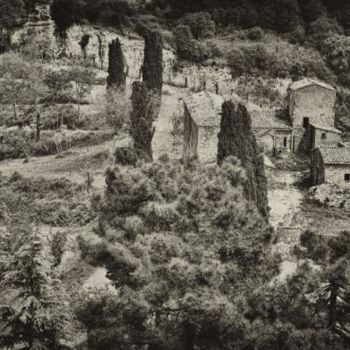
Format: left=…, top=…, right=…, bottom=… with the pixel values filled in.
left=1, top=1, right=350, bottom=349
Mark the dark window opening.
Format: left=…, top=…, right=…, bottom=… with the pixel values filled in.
left=303, top=117, right=309, bottom=128
left=345, top=174, right=350, bottom=182
left=283, top=137, right=288, bottom=148
left=321, top=133, right=327, bottom=140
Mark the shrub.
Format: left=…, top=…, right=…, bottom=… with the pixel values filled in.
left=105, top=88, right=131, bottom=134
left=247, top=27, right=264, bottom=41
left=174, top=24, right=211, bottom=63
left=228, top=45, right=279, bottom=77
left=179, top=12, right=215, bottom=39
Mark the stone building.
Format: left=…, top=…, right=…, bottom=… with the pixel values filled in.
left=309, top=123, right=342, bottom=150
left=288, top=78, right=337, bottom=152
left=311, top=146, right=350, bottom=186
left=182, top=92, right=223, bottom=163
left=250, top=110, right=293, bottom=154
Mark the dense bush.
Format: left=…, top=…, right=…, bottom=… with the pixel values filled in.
left=174, top=24, right=211, bottom=63
left=77, top=156, right=276, bottom=349
left=228, top=45, right=284, bottom=78
left=0, top=172, right=95, bottom=226
left=51, top=0, right=135, bottom=31
left=179, top=12, right=215, bottom=39
left=247, top=26, right=264, bottom=40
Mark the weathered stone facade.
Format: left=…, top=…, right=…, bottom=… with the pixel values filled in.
left=288, top=79, right=337, bottom=153
left=182, top=92, right=223, bottom=163
left=311, top=147, right=350, bottom=186
left=310, top=124, right=342, bottom=150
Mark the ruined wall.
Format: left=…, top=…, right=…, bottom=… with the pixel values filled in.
left=325, top=165, right=350, bottom=186
left=290, top=85, right=336, bottom=128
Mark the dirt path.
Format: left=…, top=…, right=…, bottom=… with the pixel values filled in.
left=268, top=170, right=304, bottom=229
left=267, top=168, right=305, bottom=281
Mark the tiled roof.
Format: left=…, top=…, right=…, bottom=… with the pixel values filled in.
left=310, top=123, right=342, bottom=134
left=184, top=91, right=224, bottom=127
left=249, top=109, right=292, bottom=129
left=319, top=147, right=350, bottom=165
left=289, top=78, right=336, bottom=92
left=184, top=92, right=292, bottom=131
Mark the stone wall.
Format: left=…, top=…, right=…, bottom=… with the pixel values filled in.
left=290, top=85, right=336, bottom=128
left=325, top=165, right=350, bottom=186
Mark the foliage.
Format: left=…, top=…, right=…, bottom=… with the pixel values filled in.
left=247, top=26, right=264, bottom=41
left=77, top=156, right=275, bottom=349
left=51, top=0, right=135, bottom=31
left=142, top=30, right=163, bottom=92
left=217, top=101, right=269, bottom=219
left=248, top=230, right=350, bottom=349
left=130, top=81, right=161, bottom=160
left=66, top=65, right=96, bottom=119
left=0, top=172, right=95, bottom=226
left=179, top=12, right=215, bottom=40
left=0, top=222, right=72, bottom=349
left=105, top=87, right=131, bottom=134
left=174, top=24, right=211, bottom=63
left=0, top=0, right=26, bottom=29
left=107, top=38, right=126, bottom=89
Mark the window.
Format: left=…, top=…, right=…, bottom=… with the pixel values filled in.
left=283, top=137, right=288, bottom=148
left=303, top=117, right=309, bottom=128
left=345, top=174, right=350, bottom=182
left=321, top=133, right=327, bottom=140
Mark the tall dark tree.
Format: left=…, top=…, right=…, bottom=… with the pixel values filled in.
left=130, top=81, right=160, bottom=160
left=107, top=37, right=126, bottom=89
left=217, top=101, right=269, bottom=219
left=141, top=30, right=163, bottom=92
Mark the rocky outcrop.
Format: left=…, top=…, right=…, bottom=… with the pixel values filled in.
left=11, top=3, right=56, bottom=54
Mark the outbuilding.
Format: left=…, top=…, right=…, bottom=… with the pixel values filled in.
left=311, top=146, right=350, bottom=186
left=182, top=91, right=224, bottom=163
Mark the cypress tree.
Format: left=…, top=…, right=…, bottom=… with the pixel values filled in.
left=217, top=101, right=269, bottom=219
left=141, top=30, right=163, bottom=92
left=130, top=81, right=161, bottom=160
left=107, top=37, right=126, bottom=89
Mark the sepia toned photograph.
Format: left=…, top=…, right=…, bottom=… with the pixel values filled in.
left=0, top=0, right=350, bottom=349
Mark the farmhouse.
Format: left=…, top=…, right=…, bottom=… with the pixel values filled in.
left=311, top=146, right=350, bottom=186
left=250, top=109, right=293, bottom=154
left=182, top=91, right=224, bottom=163
left=288, top=78, right=337, bottom=152
left=183, top=92, right=296, bottom=162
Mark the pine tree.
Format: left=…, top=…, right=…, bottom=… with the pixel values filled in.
left=77, top=156, right=275, bottom=349
left=141, top=30, right=163, bottom=92
left=217, top=101, right=269, bottom=219
left=107, top=38, right=126, bottom=89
